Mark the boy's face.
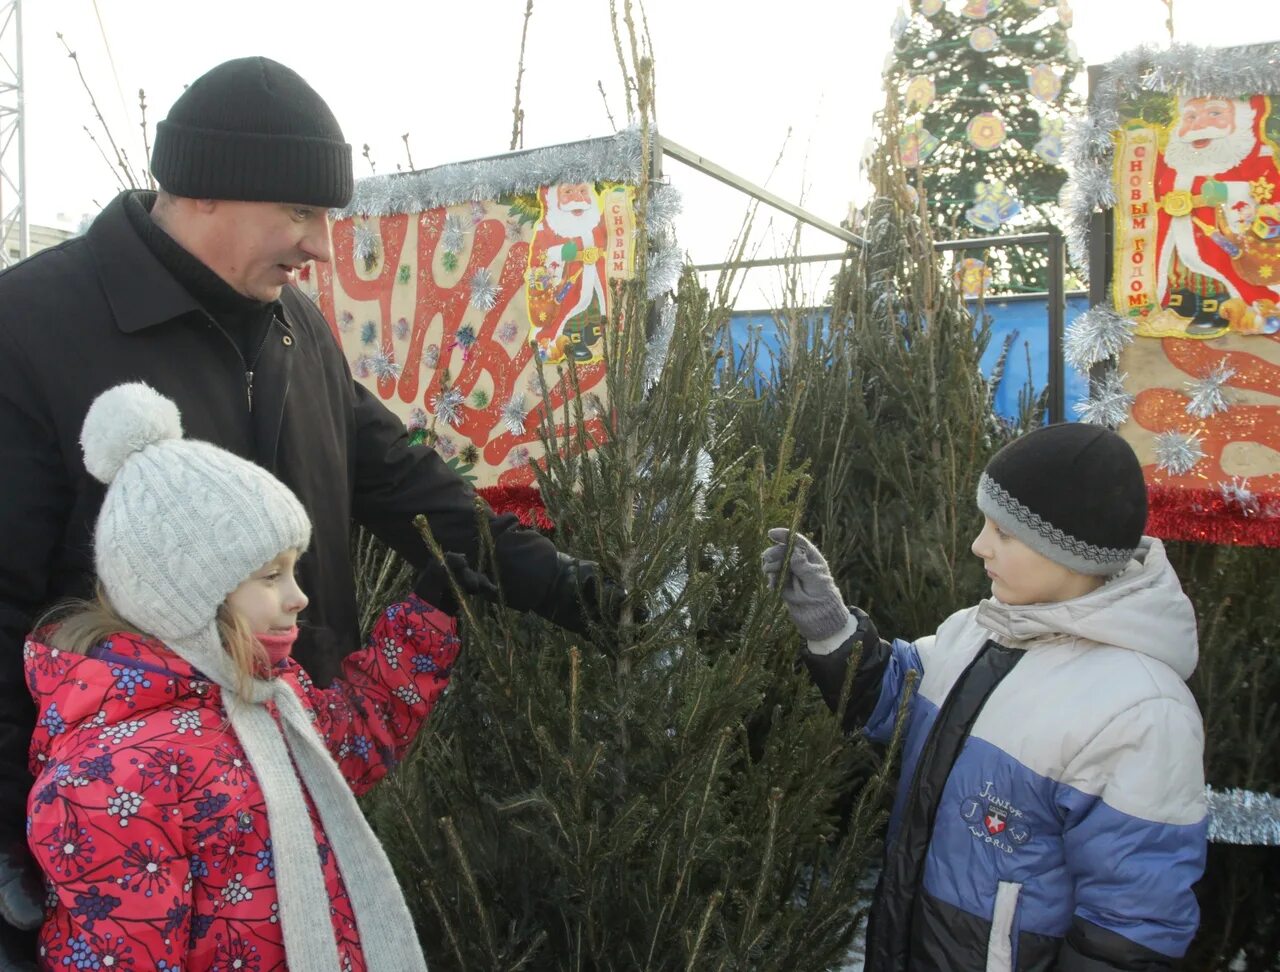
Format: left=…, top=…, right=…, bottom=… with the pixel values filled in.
left=970, top=518, right=1103, bottom=606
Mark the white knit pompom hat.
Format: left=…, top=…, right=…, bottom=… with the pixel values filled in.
left=82, top=382, right=312, bottom=643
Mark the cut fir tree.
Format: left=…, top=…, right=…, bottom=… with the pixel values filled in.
left=357, top=9, right=900, bottom=971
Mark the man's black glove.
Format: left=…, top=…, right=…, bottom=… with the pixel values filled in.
left=413, top=552, right=500, bottom=616
left=534, top=553, right=634, bottom=637
left=0, top=844, right=42, bottom=970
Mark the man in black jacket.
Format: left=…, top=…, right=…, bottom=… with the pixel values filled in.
left=0, top=56, right=624, bottom=967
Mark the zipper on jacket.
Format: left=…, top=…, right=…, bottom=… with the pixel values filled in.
left=206, top=313, right=278, bottom=414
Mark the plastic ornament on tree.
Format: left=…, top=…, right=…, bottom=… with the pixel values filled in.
left=961, top=0, right=1000, bottom=18
left=1027, top=64, right=1062, bottom=103
left=1034, top=117, right=1065, bottom=164
left=967, top=112, right=1007, bottom=151
left=906, top=75, right=936, bottom=113
left=965, top=179, right=1021, bottom=231
left=955, top=257, right=993, bottom=296
left=970, top=26, right=999, bottom=52
left=1057, top=0, right=1073, bottom=28
left=919, top=0, right=943, bottom=15
left=899, top=121, right=942, bottom=167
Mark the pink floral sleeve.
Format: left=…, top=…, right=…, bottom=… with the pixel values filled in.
left=290, top=594, right=460, bottom=795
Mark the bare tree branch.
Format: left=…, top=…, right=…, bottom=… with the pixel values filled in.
left=509, top=0, right=534, bottom=151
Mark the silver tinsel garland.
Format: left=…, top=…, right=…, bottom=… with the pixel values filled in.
left=646, top=245, right=683, bottom=300
left=1064, top=305, right=1134, bottom=372
left=1184, top=361, right=1237, bottom=419
left=335, top=128, right=648, bottom=219
left=646, top=182, right=683, bottom=241
left=1153, top=429, right=1205, bottom=475
left=1074, top=370, right=1134, bottom=428
left=1207, top=786, right=1280, bottom=845
left=644, top=300, right=676, bottom=391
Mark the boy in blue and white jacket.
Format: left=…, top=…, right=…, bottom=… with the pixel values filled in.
left=765, top=423, right=1207, bottom=972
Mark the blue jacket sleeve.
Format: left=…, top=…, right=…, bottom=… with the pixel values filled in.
left=800, top=609, right=924, bottom=739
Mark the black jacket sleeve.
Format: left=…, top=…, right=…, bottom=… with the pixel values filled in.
left=1057, top=917, right=1177, bottom=971
left=347, top=380, right=563, bottom=614
left=0, top=329, right=70, bottom=835
left=799, top=608, right=895, bottom=734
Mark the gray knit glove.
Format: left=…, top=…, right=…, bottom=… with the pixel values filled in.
left=761, top=528, right=849, bottom=641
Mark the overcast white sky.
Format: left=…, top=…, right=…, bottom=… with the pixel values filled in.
left=11, top=0, right=1274, bottom=307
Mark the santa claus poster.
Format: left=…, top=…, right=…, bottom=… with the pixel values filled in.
left=1070, top=46, right=1280, bottom=547
left=1115, top=94, right=1280, bottom=338
left=296, top=131, right=661, bottom=500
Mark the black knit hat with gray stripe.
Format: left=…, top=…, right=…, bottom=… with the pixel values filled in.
left=977, top=423, right=1147, bottom=576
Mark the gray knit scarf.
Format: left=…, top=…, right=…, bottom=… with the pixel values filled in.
left=172, top=625, right=428, bottom=972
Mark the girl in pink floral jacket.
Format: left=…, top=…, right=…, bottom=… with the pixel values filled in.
left=25, top=383, right=456, bottom=972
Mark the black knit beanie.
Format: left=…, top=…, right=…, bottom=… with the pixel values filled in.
left=977, top=423, right=1148, bottom=576
left=151, top=57, right=353, bottom=208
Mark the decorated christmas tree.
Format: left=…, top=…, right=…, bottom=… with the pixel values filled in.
left=887, top=0, right=1083, bottom=291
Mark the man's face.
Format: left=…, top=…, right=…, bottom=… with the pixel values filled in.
left=1177, top=97, right=1236, bottom=147
left=970, top=517, right=1099, bottom=606
left=200, top=201, right=332, bottom=302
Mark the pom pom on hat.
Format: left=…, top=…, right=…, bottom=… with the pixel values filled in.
left=81, top=382, right=183, bottom=484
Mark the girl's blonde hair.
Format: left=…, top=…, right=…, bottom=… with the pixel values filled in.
left=41, top=583, right=268, bottom=696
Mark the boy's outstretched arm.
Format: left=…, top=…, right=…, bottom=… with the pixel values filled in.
left=1057, top=698, right=1208, bottom=971
left=763, top=529, right=923, bottom=736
